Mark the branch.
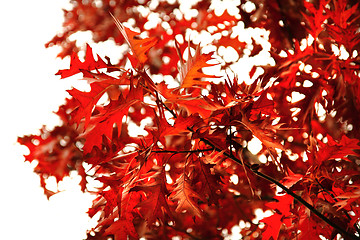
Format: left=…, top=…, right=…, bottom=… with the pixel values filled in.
left=153, top=87, right=177, bottom=119
left=199, top=136, right=359, bottom=240
left=152, top=148, right=214, bottom=154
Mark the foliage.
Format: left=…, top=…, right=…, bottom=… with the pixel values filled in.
left=18, top=0, right=360, bottom=239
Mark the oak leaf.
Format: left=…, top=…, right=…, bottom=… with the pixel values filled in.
left=112, top=14, right=157, bottom=69
left=261, top=194, right=294, bottom=240
left=177, top=42, right=219, bottom=88
left=67, top=71, right=129, bottom=127
left=104, top=218, right=138, bottom=239
left=316, top=135, right=360, bottom=164
left=131, top=169, right=172, bottom=226
left=56, top=44, right=109, bottom=79
left=171, top=172, right=203, bottom=218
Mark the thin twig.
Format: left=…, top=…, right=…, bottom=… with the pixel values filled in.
left=153, top=148, right=214, bottom=154
left=238, top=149, right=255, bottom=197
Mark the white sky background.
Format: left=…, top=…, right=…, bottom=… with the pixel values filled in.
left=0, top=1, right=95, bottom=239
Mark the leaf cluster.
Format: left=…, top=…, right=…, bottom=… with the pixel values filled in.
left=19, top=0, right=360, bottom=239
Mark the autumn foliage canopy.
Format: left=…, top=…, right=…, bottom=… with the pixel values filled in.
left=18, top=0, right=360, bottom=239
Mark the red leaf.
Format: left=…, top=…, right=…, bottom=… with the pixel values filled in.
left=104, top=218, right=138, bottom=239
left=178, top=43, right=219, bottom=88
left=175, top=97, right=218, bottom=119
left=171, top=173, right=204, bottom=218
left=316, top=135, right=360, bottom=164
left=249, top=89, right=275, bottom=121
left=261, top=194, right=294, bottom=240
left=302, top=0, right=329, bottom=39
left=18, top=124, right=84, bottom=198
left=67, top=71, right=129, bottom=127
left=240, top=117, right=285, bottom=151
left=161, top=113, right=202, bottom=138
left=334, top=185, right=360, bottom=210
left=131, top=169, right=172, bottom=226
left=195, top=161, right=223, bottom=206
left=112, top=14, right=157, bottom=69
left=80, top=84, right=142, bottom=153
left=280, top=169, right=303, bottom=189
left=56, top=44, right=108, bottom=78
left=261, top=213, right=283, bottom=240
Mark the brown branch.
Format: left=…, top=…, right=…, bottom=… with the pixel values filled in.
left=199, top=136, right=359, bottom=240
